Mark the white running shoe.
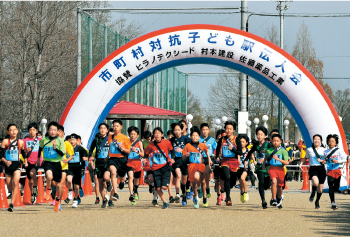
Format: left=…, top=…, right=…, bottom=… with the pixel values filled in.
left=72, top=200, right=78, bottom=208
left=68, top=191, right=73, bottom=200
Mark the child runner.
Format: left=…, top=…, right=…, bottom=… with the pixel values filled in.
left=324, top=134, right=348, bottom=210
left=182, top=126, right=212, bottom=208
left=216, top=121, right=242, bottom=206
left=247, top=126, right=273, bottom=209
left=237, top=134, right=250, bottom=203
left=126, top=126, right=144, bottom=205
left=144, top=127, right=174, bottom=209
left=300, top=134, right=326, bottom=209
left=39, top=122, right=66, bottom=212
left=23, top=122, right=42, bottom=204
left=199, top=123, right=217, bottom=199
left=89, top=123, right=113, bottom=208
left=1, top=124, right=26, bottom=212
left=169, top=122, right=191, bottom=205
left=106, top=119, right=131, bottom=202
left=179, top=119, right=190, bottom=139
left=67, top=134, right=88, bottom=208
left=263, top=134, right=289, bottom=209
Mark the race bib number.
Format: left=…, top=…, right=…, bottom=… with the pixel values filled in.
left=174, top=146, right=182, bottom=157
left=257, top=153, right=266, bottom=164
left=5, top=150, right=19, bottom=161
left=222, top=146, right=235, bottom=158
left=270, top=154, right=283, bottom=166
left=110, top=142, right=122, bottom=154
left=327, top=158, right=340, bottom=170
left=239, top=156, right=245, bottom=168
left=129, top=148, right=140, bottom=159
left=153, top=153, right=167, bottom=165
left=69, top=152, right=80, bottom=163
left=203, top=144, right=212, bottom=158
left=26, top=141, right=39, bottom=152
left=312, top=155, right=324, bottom=165
left=189, top=152, right=201, bottom=164
left=44, top=147, right=57, bottom=159
left=98, top=147, right=109, bottom=159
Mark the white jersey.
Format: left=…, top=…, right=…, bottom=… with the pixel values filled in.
left=323, top=147, right=347, bottom=171
left=305, top=147, right=326, bottom=167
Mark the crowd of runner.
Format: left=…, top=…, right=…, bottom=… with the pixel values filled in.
left=0, top=119, right=348, bottom=212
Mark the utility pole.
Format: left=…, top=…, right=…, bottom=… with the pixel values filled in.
left=77, top=8, right=82, bottom=87
left=276, top=1, right=289, bottom=135
left=240, top=0, right=248, bottom=112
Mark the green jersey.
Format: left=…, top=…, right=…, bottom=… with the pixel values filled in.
left=266, top=147, right=289, bottom=167
left=39, top=136, right=66, bottom=162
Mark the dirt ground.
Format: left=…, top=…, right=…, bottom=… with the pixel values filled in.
left=0, top=181, right=349, bottom=237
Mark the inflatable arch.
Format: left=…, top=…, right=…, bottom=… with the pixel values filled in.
left=59, top=24, right=348, bottom=155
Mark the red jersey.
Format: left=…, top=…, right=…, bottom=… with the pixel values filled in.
left=144, top=139, right=173, bottom=171
left=127, top=140, right=142, bottom=172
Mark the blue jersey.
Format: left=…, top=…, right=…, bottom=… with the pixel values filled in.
left=170, top=135, right=191, bottom=158
left=199, top=136, right=217, bottom=158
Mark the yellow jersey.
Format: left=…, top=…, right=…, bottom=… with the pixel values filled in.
left=61, top=141, right=74, bottom=170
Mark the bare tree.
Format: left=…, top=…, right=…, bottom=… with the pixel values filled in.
left=332, top=89, right=350, bottom=133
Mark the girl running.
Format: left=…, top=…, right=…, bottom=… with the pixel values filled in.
left=1, top=124, right=26, bottom=212
left=216, top=121, right=242, bottom=206
left=324, top=134, right=348, bottom=210
left=300, top=134, right=326, bottom=209
left=237, top=134, right=249, bottom=203
left=169, top=122, right=191, bottom=205
left=247, top=126, right=273, bottom=209
left=182, top=126, right=212, bottom=208
left=126, top=126, right=144, bottom=205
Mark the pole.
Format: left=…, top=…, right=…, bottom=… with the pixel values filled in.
left=185, top=73, right=188, bottom=114
left=104, top=24, right=108, bottom=58
left=88, top=15, right=92, bottom=73
left=239, top=0, right=248, bottom=113
left=77, top=8, right=82, bottom=86
left=277, top=1, right=285, bottom=135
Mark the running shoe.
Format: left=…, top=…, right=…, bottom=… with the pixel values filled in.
left=262, top=200, right=268, bottom=209
left=149, top=184, right=154, bottom=193
left=134, top=193, right=139, bottom=200
left=129, top=194, right=136, bottom=205
left=226, top=197, right=233, bottom=206
left=309, top=192, right=315, bottom=202
left=175, top=194, right=181, bottom=203
left=250, top=185, right=255, bottom=189
left=95, top=197, right=100, bottom=204
left=220, top=193, right=225, bottom=201
left=244, top=193, right=249, bottom=202
left=108, top=200, right=114, bottom=207
left=68, top=191, right=73, bottom=200
left=106, top=180, right=113, bottom=192
left=207, top=192, right=212, bottom=198
left=31, top=194, right=36, bottom=205
left=270, top=199, right=273, bottom=206
left=72, top=200, right=78, bottom=208
left=198, top=188, right=203, bottom=198
left=186, top=191, right=191, bottom=200
left=54, top=200, right=60, bottom=212
left=118, top=182, right=125, bottom=190
left=112, top=193, right=119, bottom=201
left=235, top=185, right=240, bottom=189
left=193, top=196, right=196, bottom=203
left=194, top=198, right=199, bottom=209
left=203, top=198, right=208, bottom=208
left=77, top=198, right=81, bottom=205
left=182, top=196, right=187, bottom=206
left=33, top=187, right=38, bottom=197
left=101, top=199, right=108, bottom=208
left=315, top=202, right=320, bottom=209
left=162, top=202, right=169, bottom=209
left=272, top=199, right=277, bottom=207
left=7, top=193, right=12, bottom=199
left=277, top=198, right=283, bottom=209
left=8, top=203, right=13, bottom=212
left=59, top=204, right=62, bottom=211
left=152, top=198, right=159, bottom=207
left=64, top=197, right=70, bottom=204
left=44, top=190, right=52, bottom=200
left=105, top=194, right=110, bottom=202
left=216, top=196, right=222, bottom=205
left=51, top=200, right=56, bottom=205
left=169, top=196, right=175, bottom=203
left=79, top=188, right=84, bottom=198
left=331, top=203, right=338, bottom=210
left=240, top=194, right=244, bottom=203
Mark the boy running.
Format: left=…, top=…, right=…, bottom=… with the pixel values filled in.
left=237, top=134, right=250, bottom=203
left=263, top=134, right=289, bottom=209
left=1, top=124, right=26, bottom=212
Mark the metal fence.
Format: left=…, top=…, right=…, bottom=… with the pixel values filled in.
left=79, top=12, right=188, bottom=134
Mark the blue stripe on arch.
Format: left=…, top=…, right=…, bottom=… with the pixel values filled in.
left=86, top=57, right=312, bottom=149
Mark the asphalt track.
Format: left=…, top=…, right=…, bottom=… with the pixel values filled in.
left=0, top=182, right=349, bottom=237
